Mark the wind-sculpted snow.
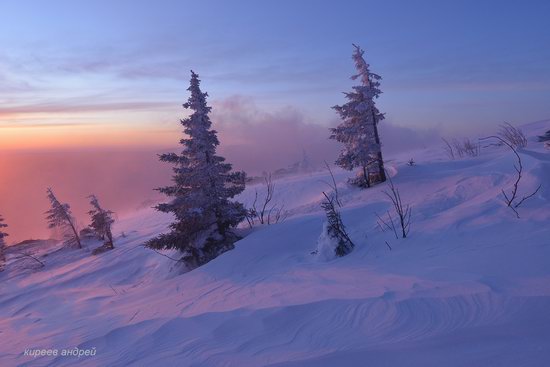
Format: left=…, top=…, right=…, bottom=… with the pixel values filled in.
left=1, top=123, right=550, bottom=366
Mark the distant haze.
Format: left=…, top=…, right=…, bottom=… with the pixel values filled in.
left=0, top=97, right=442, bottom=243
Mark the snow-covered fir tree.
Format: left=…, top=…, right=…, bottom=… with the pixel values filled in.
left=330, top=44, right=386, bottom=188
left=0, top=215, right=8, bottom=268
left=88, top=195, right=115, bottom=248
left=146, top=71, right=247, bottom=268
left=45, top=188, right=81, bottom=249
left=317, top=192, right=355, bottom=258
left=0, top=215, right=8, bottom=246
left=315, top=187, right=353, bottom=260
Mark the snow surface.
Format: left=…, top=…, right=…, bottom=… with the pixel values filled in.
left=1, top=121, right=549, bottom=366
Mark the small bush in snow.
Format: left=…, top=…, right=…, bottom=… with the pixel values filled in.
left=442, top=137, right=480, bottom=159
left=376, top=173, right=412, bottom=239
left=498, top=123, right=527, bottom=149
left=245, top=173, right=288, bottom=228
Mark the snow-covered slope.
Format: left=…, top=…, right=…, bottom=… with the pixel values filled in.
left=1, top=122, right=549, bottom=367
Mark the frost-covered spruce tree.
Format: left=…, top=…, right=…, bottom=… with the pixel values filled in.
left=45, top=188, right=81, bottom=249
left=330, top=44, right=386, bottom=188
left=316, top=192, right=354, bottom=259
left=88, top=195, right=115, bottom=248
left=146, top=71, right=247, bottom=268
left=0, top=215, right=8, bottom=267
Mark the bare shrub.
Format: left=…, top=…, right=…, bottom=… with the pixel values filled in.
left=459, top=138, right=480, bottom=157
left=442, top=138, right=455, bottom=160
left=480, top=135, right=541, bottom=218
left=376, top=173, right=412, bottom=238
left=245, top=173, right=288, bottom=227
left=498, top=122, right=527, bottom=149
left=442, top=137, right=480, bottom=159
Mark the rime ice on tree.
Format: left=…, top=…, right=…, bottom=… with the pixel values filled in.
left=0, top=215, right=8, bottom=246
left=331, top=44, right=386, bottom=188
left=146, top=71, right=247, bottom=269
left=45, top=188, right=82, bottom=249
left=88, top=195, right=115, bottom=253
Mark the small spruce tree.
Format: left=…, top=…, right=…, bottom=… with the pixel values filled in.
left=0, top=215, right=8, bottom=268
left=45, top=188, right=81, bottom=248
left=88, top=195, right=115, bottom=249
left=331, top=44, right=386, bottom=188
left=146, top=71, right=247, bottom=268
left=319, top=192, right=355, bottom=257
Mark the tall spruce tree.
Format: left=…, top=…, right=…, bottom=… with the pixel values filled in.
left=330, top=44, right=386, bottom=188
left=45, top=188, right=82, bottom=248
left=146, top=71, right=247, bottom=268
left=0, top=215, right=8, bottom=267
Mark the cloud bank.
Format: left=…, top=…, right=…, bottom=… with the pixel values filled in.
left=213, top=96, right=441, bottom=173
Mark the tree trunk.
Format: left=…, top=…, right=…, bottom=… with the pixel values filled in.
left=62, top=210, right=81, bottom=249
left=362, top=166, right=371, bottom=188
left=68, top=221, right=82, bottom=249
left=106, top=229, right=114, bottom=249
left=371, top=110, right=386, bottom=183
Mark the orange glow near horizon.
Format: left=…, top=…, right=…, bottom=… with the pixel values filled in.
left=0, top=102, right=188, bottom=150
left=0, top=125, right=179, bottom=151
left=0, top=105, right=185, bottom=151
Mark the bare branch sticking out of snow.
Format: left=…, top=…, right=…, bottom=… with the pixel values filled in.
left=377, top=172, right=412, bottom=239
left=442, top=137, right=480, bottom=159
left=479, top=135, right=541, bottom=218
left=13, top=251, right=45, bottom=268
left=246, top=173, right=288, bottom=227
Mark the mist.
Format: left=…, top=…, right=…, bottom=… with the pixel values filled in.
left=0, top=97, right=441, bottom=244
